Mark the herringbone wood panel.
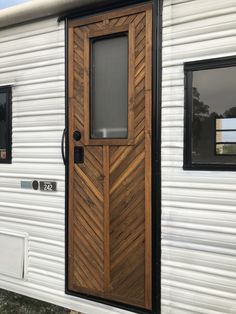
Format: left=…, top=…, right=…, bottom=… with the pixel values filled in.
left=109, top=14, right=147, bottom=306
left=68, top=3, right=152, bottom=309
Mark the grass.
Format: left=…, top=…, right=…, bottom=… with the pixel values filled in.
left=0, top=289, right=70, bottom=314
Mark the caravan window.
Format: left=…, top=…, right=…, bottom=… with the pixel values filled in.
left=0, top=86, right=12, bottom=163
left=184, top=57, right=236, bottom=170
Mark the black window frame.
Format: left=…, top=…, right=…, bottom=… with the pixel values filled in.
left=0, top=86, right=12, bottom=164
left=184, top=56, right=236, bottom=171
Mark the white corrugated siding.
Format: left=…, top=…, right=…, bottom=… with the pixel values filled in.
left=0, top=17, right=131, bottom=314
left=162, top=0, right=236, bottom=313
left=2, top=2, right=236, bottom=314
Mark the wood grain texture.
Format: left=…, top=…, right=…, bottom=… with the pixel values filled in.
left=103, top=145, right=110, bottom=293
left=68, top=3, right=153, bottom=309
left=144, top=9, right=153, bottom=309
left=109, top=11, right=149, bottom=307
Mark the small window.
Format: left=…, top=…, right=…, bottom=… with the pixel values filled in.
left=0, top=86, right=12, bottom=163
left=90, top=34, right=128, bottom=139
left=184, top=57, right=236, bottom=170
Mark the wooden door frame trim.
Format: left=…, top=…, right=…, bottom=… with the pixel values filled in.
left=64, top=1, right=162, bottom=313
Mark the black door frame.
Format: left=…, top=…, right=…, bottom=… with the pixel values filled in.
left=62, top=1, right=162, bottom=313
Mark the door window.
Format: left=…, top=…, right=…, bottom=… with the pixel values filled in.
left=91, top=35, right=128, bottom=139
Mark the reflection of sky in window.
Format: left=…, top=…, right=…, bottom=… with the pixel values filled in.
left=221, top=118, right=236, bottom=130
left=0, top=0, right=30, bottom=10
left=217, top=118, right=236, bottom=142
left=193, top=66, right=236, bottom=143
left=221, top=131, right=236, bottom=142
left=193, top=66, right=236, bottom=115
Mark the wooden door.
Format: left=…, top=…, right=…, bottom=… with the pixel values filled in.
left=67, top=3, right=152, bottom=310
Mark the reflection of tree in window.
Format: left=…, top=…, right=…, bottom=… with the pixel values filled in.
left=192, top=87, right=209, bottom=159
left=192, top=85, right=236, bottom=162
left=192, top=87, right=214, bottom=162
left=224, top=107, right=236, bottom=117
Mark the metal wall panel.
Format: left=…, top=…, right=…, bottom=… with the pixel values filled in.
left=2, top=2, right=236, bottom=313
left=162, top=0, right=236, bottom=313
left=0, top=17, right=130, bottom=314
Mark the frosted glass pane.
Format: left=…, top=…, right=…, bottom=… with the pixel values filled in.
left=91, top=35, right=128, bottom=139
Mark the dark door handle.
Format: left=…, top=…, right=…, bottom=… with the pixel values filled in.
left=61, top=128, right=66, bottom=165
left=73, top=130, right=81, bottom=141
left=74, top=146, right=84, bottom=164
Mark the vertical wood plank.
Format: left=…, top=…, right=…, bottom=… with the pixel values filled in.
left=128, top=23, right=135, bottom=145
left=68, top=25, right=75, bottom=290
left=68, top=25, right=74, bottom=99
left=83, top=31, right=90, bottom=145
left=103, top=145, right=110, bottom=293
left=144, top=8, right=153, bottom=310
